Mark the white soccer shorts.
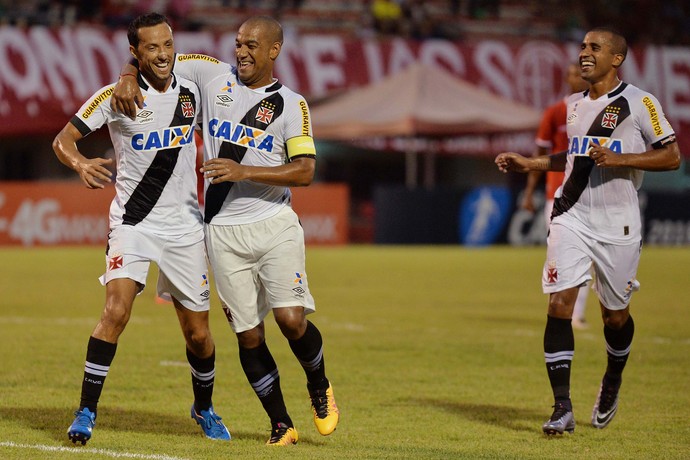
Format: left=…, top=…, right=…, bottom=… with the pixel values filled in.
left=543, top=222, right=641, bottom=310
left=99, top=225, right=211, bottom=311
left=205, top=206, right=316, bottom=333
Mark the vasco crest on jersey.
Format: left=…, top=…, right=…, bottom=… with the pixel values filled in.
left=179, top=94, right=195, bottom=120
left=255, top=100, right=275, bottom=125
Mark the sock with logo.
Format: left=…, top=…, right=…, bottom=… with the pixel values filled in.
left=543, top=315, right=574, bottom=404
left=187, top=347, right=215, bottom=412
left=604, top=315, right=634, bottom=384
left=239, top=341, right=292, bottom=426
left=79, top=336, right=117, bottom=413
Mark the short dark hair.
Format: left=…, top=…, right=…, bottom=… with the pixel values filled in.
left=127, top=12, right=170, bottom=47
left=589, top=26, right=628, bottom=60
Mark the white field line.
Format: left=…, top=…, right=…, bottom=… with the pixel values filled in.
left=0, top=441, right=189, bottom=460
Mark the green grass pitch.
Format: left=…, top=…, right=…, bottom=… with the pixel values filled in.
left=0, top=245, right=688, bottom=459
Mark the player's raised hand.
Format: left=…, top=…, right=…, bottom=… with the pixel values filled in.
left=111, top=75, right=144, bottom=120
left=495, top=152, right=531, bottom=173
left=77, top=157, right=114, bottom=189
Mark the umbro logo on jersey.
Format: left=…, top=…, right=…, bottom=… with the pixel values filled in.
left=136, top=109, right=154, bottom=124
left=208, top=118, right=275, bottom=152
left=215, top=94, right=234, bottom=107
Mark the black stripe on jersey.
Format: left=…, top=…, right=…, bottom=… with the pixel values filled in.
left=204, top=92, right=286, bottom=224
left=552, top=92, right=632, bottom=219
left=122, top=85, right=197, bottom=226
left=70, top=116, right=92, bottom=136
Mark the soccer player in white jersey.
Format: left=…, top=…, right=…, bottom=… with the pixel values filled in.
left=53, top=13, right=230, bottom=445
left=112, top=16, right=339, bottom=446
left=495, top=27, right=680, bottom=435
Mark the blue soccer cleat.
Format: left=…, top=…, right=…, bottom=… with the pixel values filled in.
left=67, top=407, right=96, bottom=445
left=191, top=405, right=231, bottom=440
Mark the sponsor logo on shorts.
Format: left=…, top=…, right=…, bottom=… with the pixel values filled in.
left=108, top=254, right=123, bottom=271
left=545, top=260, right=558, bottom=283
left=221, top=302, right=233, bottom=323
left=294, top=272, right=304, bottom=284
left=201, top=274, right=208, bottom=287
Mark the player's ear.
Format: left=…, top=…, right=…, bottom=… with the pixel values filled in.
left=269, top=41, right=281, bottom=61
left=612, top=53, right=625, bottom=68
left=129, top=45, right=138, bottom=60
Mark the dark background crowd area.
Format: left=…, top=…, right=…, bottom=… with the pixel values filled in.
left=0, top=0, right=688, bottom=46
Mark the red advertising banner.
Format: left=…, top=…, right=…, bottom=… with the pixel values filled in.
left=291, top=183, right=350, bottom=246
left=0, top=27, right=687, bottom=156
left=0, top=181, right=349, bottom=246
left=0, top=182, right=113, bottom=246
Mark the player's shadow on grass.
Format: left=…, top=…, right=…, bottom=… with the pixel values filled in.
left=0, top=406, right=266, bottom=444
left=409, top=398, right=545, bottom=433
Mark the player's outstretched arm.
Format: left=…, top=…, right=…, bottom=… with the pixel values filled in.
left=111, top=61, right=143, bottom=119
left=53, top=123, right=113, bottom=189
left=495, top=152, right=534, bottom=174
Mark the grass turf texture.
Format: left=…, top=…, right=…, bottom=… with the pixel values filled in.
left=0, top=245, right=688, bottom=459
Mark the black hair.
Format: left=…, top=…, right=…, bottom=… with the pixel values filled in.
left=589, top=26, right=628, bottom=60
left=127, top=12, right=170, bottom=48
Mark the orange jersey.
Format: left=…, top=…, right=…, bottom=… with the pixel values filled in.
left=535, top=98, right=568, bottom=200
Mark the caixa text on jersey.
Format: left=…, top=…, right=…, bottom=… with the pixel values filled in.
left=130, top=125, right=195, bottom=151
left=208, top=118, right=275, bottom=152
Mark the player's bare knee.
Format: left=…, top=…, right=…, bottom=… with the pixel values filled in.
left=275, top=311, right=306, bottom=340
left=237, top=327, right=263, bottom=349
left=602, top=309, right=629, bottom=330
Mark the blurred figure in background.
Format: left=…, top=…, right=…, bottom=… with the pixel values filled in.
left=521, top=62, right=591, bottom=329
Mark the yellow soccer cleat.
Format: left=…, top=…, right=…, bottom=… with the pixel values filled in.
left=266, top=422, right=298, bottom=446
left=309, top=383, right=340, bottom=435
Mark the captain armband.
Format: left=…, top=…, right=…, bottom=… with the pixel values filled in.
left=286, top=135, right=316, bottom=160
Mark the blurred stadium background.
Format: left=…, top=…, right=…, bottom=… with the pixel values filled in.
left=1, top=0, right=689, bottom=248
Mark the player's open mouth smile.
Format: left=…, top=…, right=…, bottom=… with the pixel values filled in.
left=580, top=60, right=594, bottom=71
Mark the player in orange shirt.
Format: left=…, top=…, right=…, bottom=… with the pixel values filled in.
left=521, top=63, right=590, bottom=329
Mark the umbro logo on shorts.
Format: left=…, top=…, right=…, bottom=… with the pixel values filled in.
left=201, top=290, right=210, bottom=299
left=292, top=286, right=305, bottom=297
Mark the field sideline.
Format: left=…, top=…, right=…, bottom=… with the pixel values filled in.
left=0, top=245, right=688, bottom=459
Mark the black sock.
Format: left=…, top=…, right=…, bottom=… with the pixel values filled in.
left=239, top=341, right=292, bottom=427
left=187, top=347, right=215, bottom=412
left=288, top=321, right=328, bottom=391
left=543, top=315, right=574, bottom=404
left=79, top=336, right=117, bottom=413
left=604, top=315, right=635, bottom=384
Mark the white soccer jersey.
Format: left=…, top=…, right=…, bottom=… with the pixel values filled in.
left=172, top=54, right=316, bottom=225
left=71, top=73, right=203, bottom=235
left=552, top=82, right=676, bottom=244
